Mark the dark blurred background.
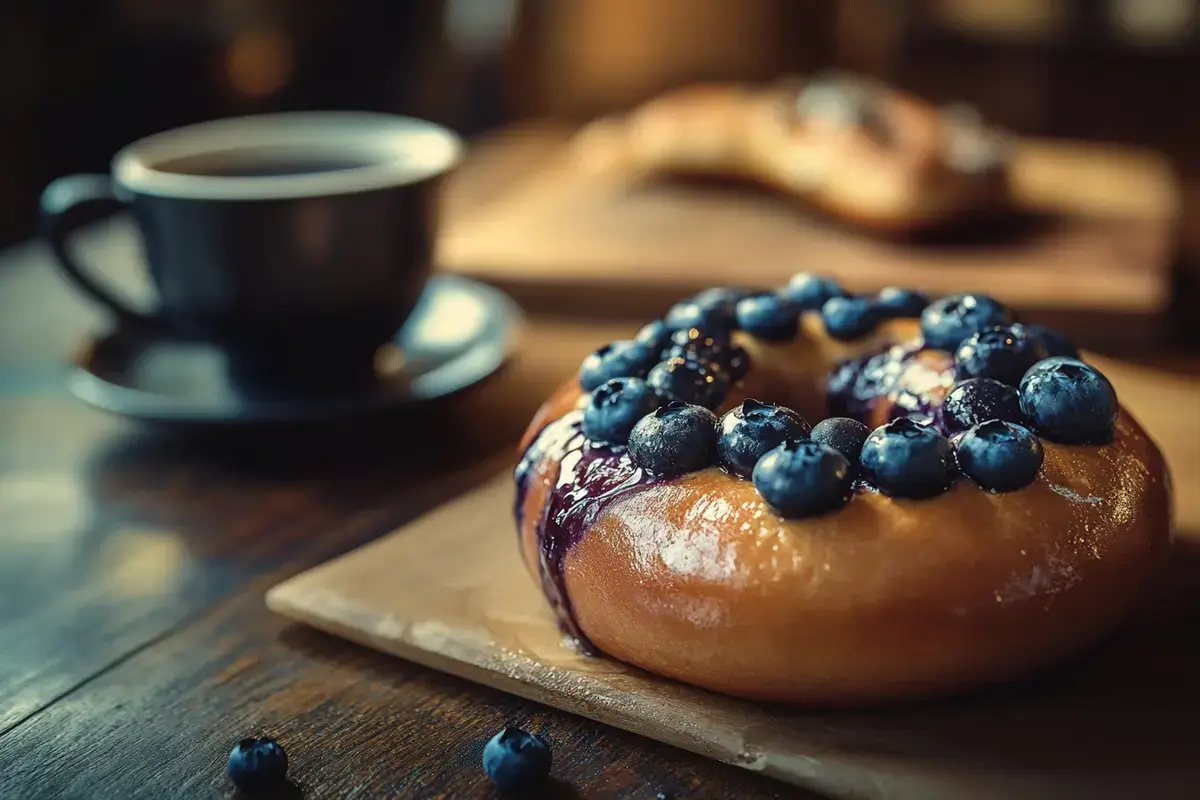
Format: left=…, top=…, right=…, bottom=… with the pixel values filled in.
left=4, top=0, right=1200, bottom=253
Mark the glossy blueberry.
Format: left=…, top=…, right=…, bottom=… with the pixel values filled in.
left=582, top=378, right=664, bottom=446
left=578, top=339, right=658, bottom=390
left=717, top=399, right=811, bottom=478
left=872, top=286, right=930, bottom=318
left=860, top=418, right=956, bottom=498
left=664, top=288, right=742, bottom=331
left=920, top=293, right=1014, bottom=351
left=725, top=344, right=751, bottom=383
left=736, top=293, right=799, bottom=341
left=1019, top=357, right=1118, bottom=444
left=954, top=323, right=1047, bottom=386
left=954, top=420, right=1044, bottom=492
left=781, top=273, right=844, bottom=311
left=1023, top=324, right=1080, bottom=359
left=646, top=358, right=728, bottom=409
left=227, top=737, right=288, bottom=793
left=810, top=417, right=871, bottom=462
left=482, top=726, right=552, bottom=791
left=635, top=319, right=673, bottom=353
left=941, top=377, right=1025, bottom=435
left=821, top=296, right=881, bottom=341
left=660, top=326, right=730, bottom=364
left=752, top=439, right=854, bottom=518
left=628, top=402, right=719, bottom=475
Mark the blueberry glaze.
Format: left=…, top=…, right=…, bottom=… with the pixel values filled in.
left=514, top=411, right=663, bottom=646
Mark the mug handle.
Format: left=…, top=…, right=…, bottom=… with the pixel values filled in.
left=40, top=174, right=158, bottom=331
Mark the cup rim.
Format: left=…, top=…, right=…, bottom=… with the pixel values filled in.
left=112, top=111, right=462, bottom=201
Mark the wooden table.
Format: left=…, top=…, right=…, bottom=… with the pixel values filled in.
left=0, top=136, right=804, bottom=799
left=1, top=131, right=1196, bottom=800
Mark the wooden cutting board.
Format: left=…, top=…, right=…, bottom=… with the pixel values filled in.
left=438, top=135, right=1177, bottom=342
left=268, top=357, right=1200, bottom=800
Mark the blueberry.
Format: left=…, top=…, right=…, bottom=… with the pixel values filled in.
left=628, top=402, right=719, bottom=475
left=821, top=296, right=881, bottom=341
left=635, top=319, right=673, bottom=353
left=717, top=399, right=811, bottom=478
left=582, top=378, right=664, bottom=446
left=1023, top=324, right=1080, bottom=359
left=725, top=345, right=751, bottom=383
left=872, top=286, right=930, bottom=318
left=860, top=418, right=956, bottom=498
left=920, top=293, right=1014, bottom=352
left=781, top=273, right=844, bottom=311
left=482, top=726, right=552, bottom=791
left=941, top=377, right=1024, bottom=435
left=1018, top=357, right=1118, bottom=444
left=693, top=286, right=754, bottom=309
left=735, top=293, right=798, bottom=341
left=953, top=323, right=1047, bottom=386
left=578, top=339, right=658, bottom=390
left=227, top=737, right=288, bottom=793
left=659, top=326, right=730, bottom=364
left=954, top=420, right=1044, bottom=492
left=752, top=439, right=854, bottom=518
left=664, top=289, right=741, bottom=331
left=810, top=417, right=871, bottom=462
left=646, top=358, right=728, bottom=409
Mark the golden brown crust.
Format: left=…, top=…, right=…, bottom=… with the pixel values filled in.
left=571, top=75, right=1012, bottom=234
left=516, top=318, right=1173, bottom=705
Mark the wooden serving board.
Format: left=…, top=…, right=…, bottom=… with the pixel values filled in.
left=438, top=135, right=1178, bottom=340
left=268, top=357, right=1200, bottom=800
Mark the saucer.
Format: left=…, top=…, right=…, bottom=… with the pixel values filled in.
left=68, top=275, right=522, bottom=426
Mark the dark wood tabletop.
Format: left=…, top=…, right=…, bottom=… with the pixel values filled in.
left=0, top=135, right=807, bottom=799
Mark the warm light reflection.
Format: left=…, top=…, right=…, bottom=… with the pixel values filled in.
left=0, top=472, right=90, bottom=544
left=226, top=29, right=293, bottom=98
left=98, top=528, right=190, bottom=598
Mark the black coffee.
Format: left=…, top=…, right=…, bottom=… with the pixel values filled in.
left=155, top=149, right=380, bottom=177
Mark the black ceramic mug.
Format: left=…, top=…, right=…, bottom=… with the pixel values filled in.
left=41, top=112, right=462, bottom=389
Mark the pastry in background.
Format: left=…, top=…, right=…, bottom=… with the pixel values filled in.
left=573, top=71, right=1015, bottom=234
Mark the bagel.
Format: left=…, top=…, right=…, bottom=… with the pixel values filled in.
left=514, top=281, right=1172, bottom=706
left=571, top=71, right=1013, bottom=234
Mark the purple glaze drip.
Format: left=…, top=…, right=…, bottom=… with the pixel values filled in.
left=514, top=410, right=663, bottom=648
left=826, top=339, right=956, bottom=433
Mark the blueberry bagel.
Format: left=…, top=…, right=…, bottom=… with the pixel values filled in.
left=515, top=279, right=1172, bottom=706
left=572, top=71, right=1013, bottom=233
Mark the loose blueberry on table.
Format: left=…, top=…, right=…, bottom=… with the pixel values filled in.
left=717, top=399, right=811, bottom=478
left=227, top=737, right=288, bottom=793
left=482, top=726, right=552, bottom=791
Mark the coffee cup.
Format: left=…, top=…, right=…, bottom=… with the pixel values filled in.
left=41, top=112, right=462, bottom=389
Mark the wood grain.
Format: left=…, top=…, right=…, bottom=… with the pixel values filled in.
left=439, top=133, right=1177, bottom=340
left=269, top=358, right=1200, bottom=800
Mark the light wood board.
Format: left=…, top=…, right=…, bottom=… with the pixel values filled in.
left=268, top=356, right=1200, bottom=800
left=438, top=137, right=1177, bottom=329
